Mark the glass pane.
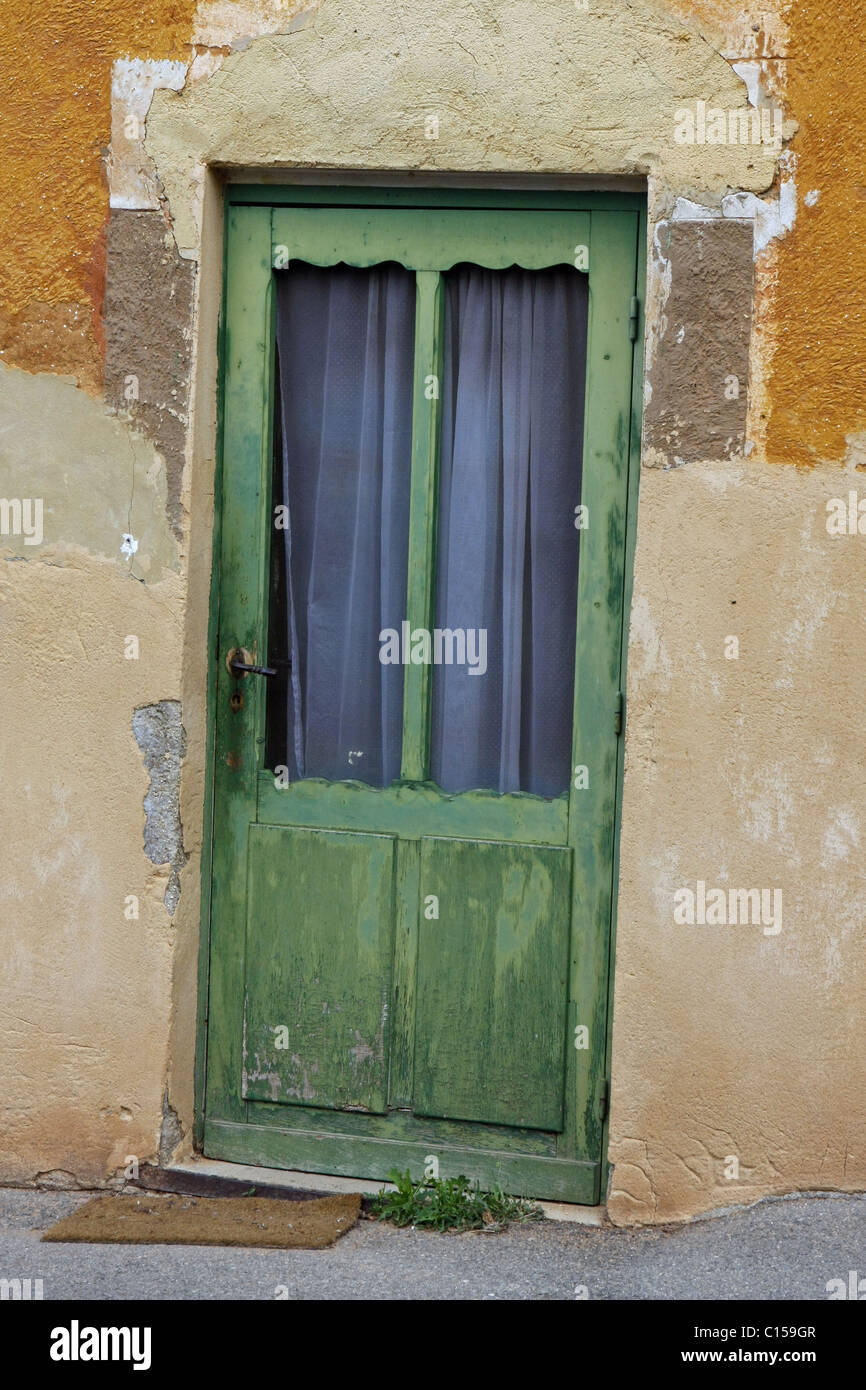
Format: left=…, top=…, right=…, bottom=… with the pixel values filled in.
left=430, top=263, right=589, bottom=797
left=266, top=262, right=415, bottom=786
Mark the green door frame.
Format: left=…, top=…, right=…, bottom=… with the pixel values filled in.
left=194, top=184, right=646, bottom=1203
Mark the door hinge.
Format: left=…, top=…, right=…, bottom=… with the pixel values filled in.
left=614, top=690, right=624, bottom=736
left=597, top=1079, right=609, bottom=1122
left=628, top=295, right=640, bottom=342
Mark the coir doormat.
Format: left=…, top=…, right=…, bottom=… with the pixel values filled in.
left=41, top=1191, right=361, bottom=1249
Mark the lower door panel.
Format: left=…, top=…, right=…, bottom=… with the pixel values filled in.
left=242, top=825, right=397, bottom=1113
left=413, top=837, right=573, bottom=1130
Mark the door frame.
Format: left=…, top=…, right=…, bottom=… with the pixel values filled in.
left=194, top=183, right=646, bottom=1203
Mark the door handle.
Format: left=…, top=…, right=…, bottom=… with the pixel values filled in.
left=226, top=647, right=277, bottom=679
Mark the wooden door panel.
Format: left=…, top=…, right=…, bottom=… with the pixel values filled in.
left=242, top=825, right=396, bottom=1113
left=413, top=837, right=573, bottom=1131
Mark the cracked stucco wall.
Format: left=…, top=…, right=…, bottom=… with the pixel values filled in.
left=1, top=0, right=864, bottom=1221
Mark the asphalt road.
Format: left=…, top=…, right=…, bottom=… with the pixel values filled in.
left=1, top=1188, right=863, bottom=1301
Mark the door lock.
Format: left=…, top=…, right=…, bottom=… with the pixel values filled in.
left=226, top=647, right=277, bottom=679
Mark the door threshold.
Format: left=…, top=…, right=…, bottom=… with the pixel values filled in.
left=169, top=1157, right=607, bottom=1224
left=168, top=1156, right=385, bottom=1199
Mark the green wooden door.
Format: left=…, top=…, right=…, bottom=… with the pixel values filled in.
left=201, top=189, right=642, bottom=1203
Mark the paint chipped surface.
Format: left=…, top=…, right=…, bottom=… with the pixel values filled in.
left=108, top=59, right=189, bottom=210
left=191, top=0, right=314, bottom=48
left=103, top=210, right=195, bottom=541
left=672, top=182, right=797, bottom=257
left=132, top=701, right=187, bottom=915
left=0, top=0, right=197, bottom=388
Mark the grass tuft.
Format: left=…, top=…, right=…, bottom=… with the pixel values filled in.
left=369, top=1168, right=544, bottom=1233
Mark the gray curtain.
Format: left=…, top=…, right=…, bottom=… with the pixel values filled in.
left=274, top=263, right=415, bottom=786
left=274, top=259, right=587, bottom=799
left=430, top=264, right=588, bottom=797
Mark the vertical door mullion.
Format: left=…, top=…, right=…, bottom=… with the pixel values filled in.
left=400, top=269, right=443, bottom=781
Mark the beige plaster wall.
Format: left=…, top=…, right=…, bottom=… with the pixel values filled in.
left=2, top=0, right=863, bottom=1222
left=609, top=458, right=866, bottom=1223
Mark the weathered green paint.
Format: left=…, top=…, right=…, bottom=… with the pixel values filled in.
left=387, top=838, right=421, bottom=1109
left=201, top=189, right=643, bottom=1203
left=401, top=270, right=443, bottom=780
left=271, top=208, right=591, bottom=272
left=231, top=186, right=645, bottom=212
left=414, top=838, right=572, bottom=1130
left=565, top=209, right=638, bottom=1173
left=245, top=1090, right=557, bottom=1154
left=193, top=197, right=231, bottom=1149
left=205, top=204, right=273, bottom=1126
left=258, top=773, right=568, bottom=843
left=204, top=1118, right=599, bottom=1204
left=243, top=826, right=396, bottom=1113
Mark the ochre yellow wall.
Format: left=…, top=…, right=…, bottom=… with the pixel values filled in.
left=0, top=2, right=196, bottom=391
left=765, top=1, right=866, bottom=462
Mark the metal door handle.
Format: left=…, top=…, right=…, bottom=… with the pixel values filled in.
left=230, top=658, right=276, bottom=678
left=226, top=647, right=277, bottom=679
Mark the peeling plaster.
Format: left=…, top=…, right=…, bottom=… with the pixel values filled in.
left=158, top=1089, right=184, bottom=1165
left=672, top=177, right=797, bottom=256
left=132, top=701, right=187, bottom=915
left=0, top=0, right=197, bottom=386
left=108, top=59, right=189, bottom=211
left=731, top=59, right=763, bottom=109
left=103, top=211, right=195, bottom=542
left=191, top=0, right=314, bottom=48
